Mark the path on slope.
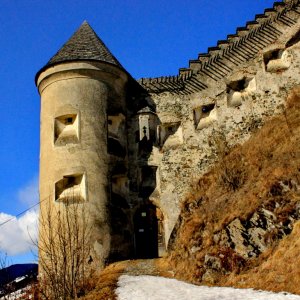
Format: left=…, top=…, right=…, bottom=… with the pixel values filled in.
left=116, top=275, right=300, bottom=300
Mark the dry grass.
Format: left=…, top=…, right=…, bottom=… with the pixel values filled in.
left=169, top=86, right=300, bottom=293
left=80, top=258, right=174, bottom=299
left=80, top=261, right=127, bottom=300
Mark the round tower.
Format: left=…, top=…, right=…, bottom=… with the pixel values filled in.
left=36, top=21, right=128, bottom=266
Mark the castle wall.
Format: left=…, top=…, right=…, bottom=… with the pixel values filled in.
left=135, top=22, right=300, bottom=247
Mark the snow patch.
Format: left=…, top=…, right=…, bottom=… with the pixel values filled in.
left=117, top=275, right=300, bottom=300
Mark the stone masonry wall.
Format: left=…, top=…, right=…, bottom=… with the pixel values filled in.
left=136, top=18, right=300, bottom=247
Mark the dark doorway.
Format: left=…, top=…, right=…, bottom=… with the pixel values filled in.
left=134, top=203, right=158, bottom=258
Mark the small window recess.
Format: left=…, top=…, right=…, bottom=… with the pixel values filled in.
left=54, top=114, right=79, bottom=146
left=55, top=174, right=86, bottom=203
left=194, top=103, right=217, bottom=129
left=111, top=175, right=128, bottom=197
left=107, top=114, right=125, bottom=139
left=264, top=49, right=282, bottom=65
left=264, top=49, right=291, bottom=73
left=227, top=77, right=256, bottom=107
left=158, top=122, right=181, bottom=146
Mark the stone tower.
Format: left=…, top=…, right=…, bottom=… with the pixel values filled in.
left=36, top=21, right=129, bottom=266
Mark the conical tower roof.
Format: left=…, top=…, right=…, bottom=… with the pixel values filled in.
left=47, top=21, right=122, bottom=67
left=36, top=21, right=124, bottom=83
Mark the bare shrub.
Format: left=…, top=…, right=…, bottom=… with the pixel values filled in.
left=219, top=152, right=247, bottom=191
left=36, top=197, right=94, bottom=299
left=210, top=130, right=247, bottom=191
left=209, top=130, right=230, bottom=158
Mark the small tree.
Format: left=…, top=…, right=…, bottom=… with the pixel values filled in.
left=37, top=197, right=93, bottom=299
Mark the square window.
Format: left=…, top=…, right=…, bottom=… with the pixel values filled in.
left=54, top=114, right=79, bottom=146
left=227, top=77, right=256, bottom=107
left=55, top=174, right=86, bottom=203
left=194, top=103, right=217, bottom=129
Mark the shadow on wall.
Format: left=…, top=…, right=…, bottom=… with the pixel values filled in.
left=133, top=98, right=166, bottom=259
left=107, top=161, right=133, bottom=262
left=106, top=91, right=165, bottom=261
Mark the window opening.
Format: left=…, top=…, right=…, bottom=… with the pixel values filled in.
left=158, top=122, right=181, bottom=146
left=227, top=77, right=256, bottom=107
left=194, top=103, right=217, bottom=129
left=202, top=103, right=215, bottom=114
left=65, top=117, right=73, bottom=124
left=54, top=114, right=79, bottom=146
left=55, top=174, right=86, bottom=203
left=264, top=49, right=291, bottom=72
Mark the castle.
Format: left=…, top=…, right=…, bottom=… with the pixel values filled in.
left=36, top=0, right=300, bottom=266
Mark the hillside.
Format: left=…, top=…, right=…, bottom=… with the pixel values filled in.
left=167, top=86, right=300, bottom=294
left=0, top=263, right=38, bottom=299
left=0, top=264, right=37, bottom=286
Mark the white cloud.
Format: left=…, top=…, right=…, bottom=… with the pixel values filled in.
left=0, top=176, right=39, bottom=257
left=0, top=210, right=38, bottom=256
left=17, top=176, right=39, bottom=207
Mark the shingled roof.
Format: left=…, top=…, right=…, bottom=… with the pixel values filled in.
left=49, top=21, right=122, bottom=67
left=36, top=21, right=123, bottom=83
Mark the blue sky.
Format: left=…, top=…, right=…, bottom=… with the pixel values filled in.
left=0, top=0, right=277, bottom=264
